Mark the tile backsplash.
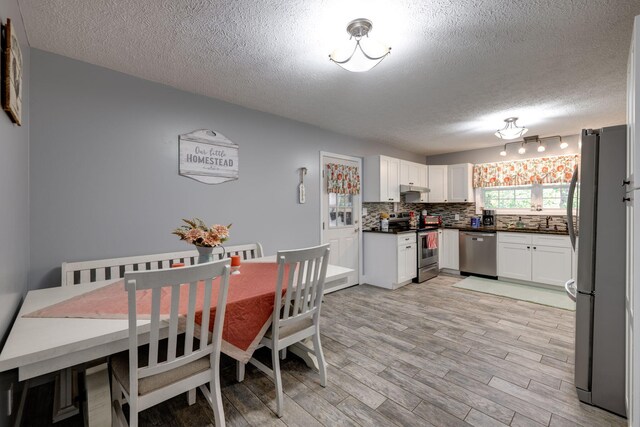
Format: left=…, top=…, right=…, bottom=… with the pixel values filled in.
left=363, top=196, right=572, bottom=231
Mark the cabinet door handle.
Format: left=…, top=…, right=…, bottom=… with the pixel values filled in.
left=623, top=197, right=631, bottom=202
left=533, top=247, right=537, bottom=250
left=623, top=179, right=631, bottom=186
left=527, top=246, right=530, bottom=249
left=406, top=246, right=412, bottom=249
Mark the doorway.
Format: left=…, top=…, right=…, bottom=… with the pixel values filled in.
left=320, top=152, right=362, bottom=292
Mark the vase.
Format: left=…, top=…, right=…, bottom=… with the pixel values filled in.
left=196, top=245, right=226, bottom=264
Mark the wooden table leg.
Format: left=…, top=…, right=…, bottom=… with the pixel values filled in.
left=52, top=368, right=80, bottom=423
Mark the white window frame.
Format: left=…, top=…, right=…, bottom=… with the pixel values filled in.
left=475, top=184, right=568, bottom=216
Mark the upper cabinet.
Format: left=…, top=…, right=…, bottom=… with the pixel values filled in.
left=364, top=157, right=474, bottom=204
left=401, top=160, right=428, bottom=202
left=399, top=160, right=427, bottom=187
left=447, top=163, right=475, bottom=203
left=427, top=165, right=447, bottom=202
left=364, top=156, right=401, bottom=202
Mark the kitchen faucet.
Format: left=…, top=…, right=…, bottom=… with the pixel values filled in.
left=545, top=216, right=551, bottom=229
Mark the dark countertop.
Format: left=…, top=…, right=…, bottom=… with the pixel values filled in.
left=363, top=228, right=417, bottom=235
left=442, top=225, right=570, bottom=236
left=365, top=225, right=570, bottom=236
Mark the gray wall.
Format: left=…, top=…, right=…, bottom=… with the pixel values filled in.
left=0, top=1, right=29, bottom=424
left=426, top=134, right=580, bottom=165
left=30, top=50, right=425, bottom=290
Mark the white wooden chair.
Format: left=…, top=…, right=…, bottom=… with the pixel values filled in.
left=51, top=243, right=263, bottom=421
left=110, top=259, right=231, bottom=427
left=61, top=243, right=264, bottom=286
left=239, top=244, right=330, bottom=418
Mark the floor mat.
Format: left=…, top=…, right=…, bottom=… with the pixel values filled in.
left=453, top=276, right=575, bottom=311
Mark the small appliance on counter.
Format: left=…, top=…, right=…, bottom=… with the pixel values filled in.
left=419, top=212, right=441, bottom=229
left=470, top=217, right=481, bottom=228
left=482, top=209, right=496, bottom=226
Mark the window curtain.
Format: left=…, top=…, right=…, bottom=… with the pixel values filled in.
left=326, top=163, right=361, bottom=194
left=472, top=155, right=579, bottom=188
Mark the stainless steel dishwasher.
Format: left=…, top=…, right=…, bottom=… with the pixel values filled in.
left=459, top=231, right=497, bottom=278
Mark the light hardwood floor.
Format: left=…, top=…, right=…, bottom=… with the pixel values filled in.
left=22, top=274, right=626, bottom=426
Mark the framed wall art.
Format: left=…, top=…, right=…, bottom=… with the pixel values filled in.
left=178, top=129, right=239, bottom=184
left=3, top=18, right=22, bottom=125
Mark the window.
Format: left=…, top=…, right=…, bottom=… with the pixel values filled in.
left=482, top=186, right=532, bottom=209
left=328, top=193, right=353, bottom=228
left=478, top=183, right=574, bottom=213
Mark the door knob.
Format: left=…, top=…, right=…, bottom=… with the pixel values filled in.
left=354, top=228, right=359, bottom=233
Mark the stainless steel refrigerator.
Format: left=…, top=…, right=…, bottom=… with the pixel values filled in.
left=565, top=125, right=627, bottom=417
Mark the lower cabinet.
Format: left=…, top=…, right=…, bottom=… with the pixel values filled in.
left=440, top=229, right=459, bottom=270
left=497, top=242, right=532, bottom=281
left=398, top=242, right=418, bottom=284
left=497, top=232, right=572, bottom=287
left=364, top=232, right=417, bottom=289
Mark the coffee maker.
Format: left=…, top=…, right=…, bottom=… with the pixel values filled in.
left=482, top=209, right=496, bottom=226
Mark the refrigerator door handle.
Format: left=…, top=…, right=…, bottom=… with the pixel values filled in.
left=565, top=279, right=577, bottom=302
left=567, top=166, right=579, bottom=250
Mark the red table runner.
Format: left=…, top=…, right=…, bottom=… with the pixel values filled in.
left=25, top=263, right=284, bottom=363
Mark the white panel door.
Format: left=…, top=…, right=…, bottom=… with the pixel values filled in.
left=448, top=164, right=473, bottom=203
left=397, top=244, right=408, bottom=283
left=498, top=243, right=532, bottom=281
left=531, top=245, right=572, bottom=287
left=322, top=154, right=360, bottom=288
left=441, top=229, right=459, bottom=270
left=381, top=157, right=400, bottom=202
left=428, top=165, right=447, bottom=203
left=417, top=165, right=428, bottom=188
left=405, top=243, right=417, bottom=281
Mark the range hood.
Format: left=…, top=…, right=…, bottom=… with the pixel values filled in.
left=400, top=185, right=430, bottom=194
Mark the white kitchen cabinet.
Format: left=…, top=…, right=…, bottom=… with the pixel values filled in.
left=531, top=245, right=573, bottom=287
left=497, top=232, right=572, bottom=287
left=440, top=229, right=459, bottom=270
left=398, top=242, right=418, bottom=284
left=400, top=160, right=427, bottom=187
left=364, top=156, right=400, bottom=202
left=437, top=229, right=444, bottom=267
left=427, top=165, right=448, bottom=203
left=364, top=232, right=417, bottom=289
left=447, top=163, right=474, bottom=203
left=498, top=242, right=532, bottom=281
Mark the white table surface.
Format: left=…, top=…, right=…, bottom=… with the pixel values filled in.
left=0, top=257, right=352, bottom=380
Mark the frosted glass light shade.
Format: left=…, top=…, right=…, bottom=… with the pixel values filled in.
left=330, top=37, right=391, bottom=72
left=495, top=117, right=528, bottom=140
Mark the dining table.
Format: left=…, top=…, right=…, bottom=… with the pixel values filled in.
left=0, top=255, right=353, bottom=426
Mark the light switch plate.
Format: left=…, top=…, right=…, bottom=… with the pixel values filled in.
left=455, top=214, right=460, bottom=220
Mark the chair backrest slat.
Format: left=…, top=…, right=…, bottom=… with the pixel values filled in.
left=167, top=284, right=181, bottom=362
left=148, top=288, right=161, bottom=368
left=125, top=260, right=231, bottom=387
left=62, top=243, right=263, bottom=286
left=273, top=244, right=330, bottom=334
left=184, top=280, right=198, bottom=356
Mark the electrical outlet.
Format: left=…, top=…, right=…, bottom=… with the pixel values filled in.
left=455, top=214, right=460, bottom=220
left=362, top=207, right=368, bottom=216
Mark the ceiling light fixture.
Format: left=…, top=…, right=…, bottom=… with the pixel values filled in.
left=495, top=117, right=529, bottom=140
left=329, top=19, right=391, bottom=72
left=498, top=135, right=566, bottom=157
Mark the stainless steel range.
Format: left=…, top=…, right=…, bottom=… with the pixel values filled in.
left=416, top=216, right=440, bottom=283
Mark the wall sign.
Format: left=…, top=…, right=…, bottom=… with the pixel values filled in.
left=2, top=18, right=23, bottom=126
left=179, top=129, right=239, bottom=184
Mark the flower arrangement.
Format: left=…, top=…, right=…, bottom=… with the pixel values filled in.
left=172, top=218, right=231, bottom=248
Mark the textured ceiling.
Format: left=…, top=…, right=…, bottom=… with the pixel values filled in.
left=19, top=0, right=640, bottom=155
